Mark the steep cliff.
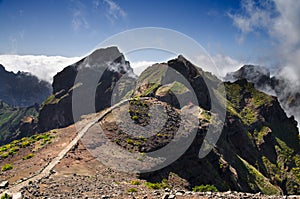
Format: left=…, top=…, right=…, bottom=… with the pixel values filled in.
left=38, top=47, right=135, bottom=132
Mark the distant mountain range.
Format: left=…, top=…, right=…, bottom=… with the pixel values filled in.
left=0, top=64, right=51, bottom=107
left=0, top=47, right=299, bottom=197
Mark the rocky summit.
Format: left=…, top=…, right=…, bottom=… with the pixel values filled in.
left=225, top=65, right=300, bottom=130
left=0, top=47, right=299, bottom=198
left=38, top=46, right=136, bottom=132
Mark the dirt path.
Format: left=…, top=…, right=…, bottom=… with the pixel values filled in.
left=2, top=98, right=142, bottom=196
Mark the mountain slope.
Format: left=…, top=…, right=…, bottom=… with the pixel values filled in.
left=225, top=65, right=300, bottom=129
left=0, top=100, right=38, bottom=145
left=1, top=48, right=299, bottom=197
left=0, top=64, right=51, bottom=107
left=134, top=57, right=300, bottom=195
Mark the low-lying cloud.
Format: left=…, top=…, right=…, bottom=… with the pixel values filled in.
left=0, top=55, right=81, bottom=83
left=229, top=0, right=300, bottom=82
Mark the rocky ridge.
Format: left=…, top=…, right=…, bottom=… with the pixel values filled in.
left=38, top=46, right=136, bottom=132
left=0, top=47, right=299, bottom=197
left=225, top=64, right=300, bottom=128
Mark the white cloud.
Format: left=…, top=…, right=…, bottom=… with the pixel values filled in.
left=0, top=55, right=81, bottom=83
left=71, top=1, right=90, bottom=31
left=228, top=0, right=274, bottom=43
left=194, top=54, right=244, bottom=78
left=131, top=55, right=243, bottom=79
left=229, top=0, right=300, bottom=81
left=103, top=0, right=127, bottom=23
left=131, top=61, right=156, bottom=76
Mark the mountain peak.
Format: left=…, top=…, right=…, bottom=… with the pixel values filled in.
left=86, top=46, right=123, bottom=65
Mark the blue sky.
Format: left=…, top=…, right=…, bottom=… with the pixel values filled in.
left=0, top=0, right=270, bottom=58
left=0, top=0, right=299, bottom=81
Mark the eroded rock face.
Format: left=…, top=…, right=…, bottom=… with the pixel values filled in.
left=38, top=47, right=136, bottom=132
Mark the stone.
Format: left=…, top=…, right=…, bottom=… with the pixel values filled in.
left=162, top=193, right=169, bottom=199
left=168, top=194, right=176, bottom=199
left=13, top=192, right=23, bottom=199
left=0, top=181, right=9, bottom=188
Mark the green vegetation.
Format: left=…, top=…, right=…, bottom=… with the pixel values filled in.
left=0, top=100, right=38, bottom=145
left=155, top=81, right=189, bottom=96
left=23, top=153, right=34, bottom=160
left=224, top=81, right=272, bottom=125
left=140, top=83, right=160, bottom=97
left=131, top=180, right=141, bottom=185
left=192, top=184, right=218, bottom=192
left=0, top=132, right=54, bottom=159
left=1, top=163, right=13, bottom=171
left=292, top=155, right=300, bottom=181
left=126, top=139, right=134, bottom=145
left=145, top=179, right=169, bottom=189
left=137, top=64, right=166, bottom=91
left=1, top=152, right=8, bottom=159
left=239, top=157, right=280, bottom=195
left=1, top=193, right=12, bottom=199
left=131, top=115, right=139, bottom=120
left=253, top=126, right=271, bottom=144
left=127, top=188, right=138, bottom=193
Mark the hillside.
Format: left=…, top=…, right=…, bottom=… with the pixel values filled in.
left=0, top=47, right=299, bottom=198
left=0, top=100, right=38, bottom=145
left=225, top=65, right=300, bottom=129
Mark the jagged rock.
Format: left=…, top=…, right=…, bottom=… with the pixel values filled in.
left=225, top=64, right=300, bottom=130
left=38, top=47, right=136, bottom=132
left=134, top=55, right=215, bottom=110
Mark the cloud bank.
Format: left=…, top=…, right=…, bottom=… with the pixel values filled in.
left=229, top=0, right=300, bottom=83
left=0, top=55, right=81, bottom=83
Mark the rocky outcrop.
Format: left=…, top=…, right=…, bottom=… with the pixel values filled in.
left=0, top=64, right=51, bottom=107
left=133, top=55, right=220, bottom=110
left=38, top=47, right=136, bottom=132
left=137, top=78, right=299, bottom=195
left=225, top=65, right=300, bottom=129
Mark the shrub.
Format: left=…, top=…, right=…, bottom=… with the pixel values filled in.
left=145, top=179, right=169, bottom=189
left=1, top=152, right=9, bottom=159
left=0, top=146, right=7, bottom=152
left=2, top=163, right=13, bottom=171
left=21, top=140, right=30, bottom=148
left=131, top=115, right=139, bottom=120
left=23, top=153, right=34, bottom=160
left=8, top=146, right=19, bottom=155
left=131, top=180, right=141, bottom=185
left=127, top=188, right=138, bottom=193
left=126, top=139, right=134, bottom=145
left=192, top=184, right=218, bottom=192
left=1, top=193, right=12, bottom=199
left=145, top=182, right=161, bottom=189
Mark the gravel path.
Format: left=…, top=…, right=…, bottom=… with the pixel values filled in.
left=2, top=98, right=138, bottom=197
